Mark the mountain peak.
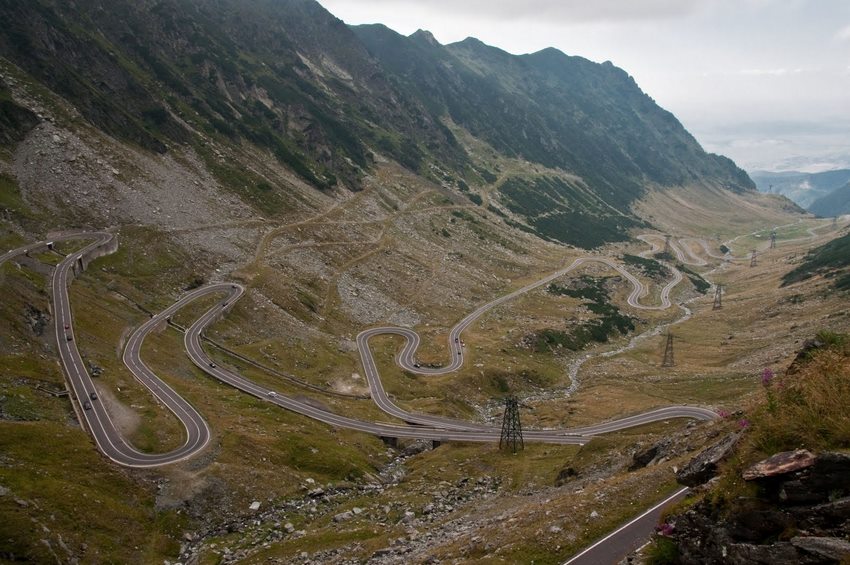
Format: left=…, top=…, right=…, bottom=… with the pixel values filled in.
left=409, top=29, right=440, bottom=46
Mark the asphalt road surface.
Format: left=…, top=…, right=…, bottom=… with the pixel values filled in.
left=5, top=232, right=722, bottom=462
left=3, top=232, right=211, bottom=467
left=562, top=487, right=689, bottom=565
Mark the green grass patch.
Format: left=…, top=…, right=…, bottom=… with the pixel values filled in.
left=538, top=277, right=636, bottom=351
left=0, top=421, right=184, bottom=563
left=677, top=263, right=710, bottom=294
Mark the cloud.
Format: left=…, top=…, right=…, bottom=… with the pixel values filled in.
left=737, top=68, right=804, bottom=76
left=323, top=0, right=708, bottom=23
left=835, top=24, right=850, bottom=41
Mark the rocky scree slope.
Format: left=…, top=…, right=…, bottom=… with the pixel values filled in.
left=1, top=0, right=753, bottom=248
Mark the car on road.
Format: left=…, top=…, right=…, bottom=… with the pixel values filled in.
left=89, top=391, right=97, bottom=400
left=64, top=324, right=70, bottom=330
left=413, top=363, right=420, bottom=368
left=66, top=335, right=73, bottom=341
left=209, top=362, right=216, bottom=368
left=83, top=400, right=92, bottom=410
left=267, top=391, right=277, bottom=398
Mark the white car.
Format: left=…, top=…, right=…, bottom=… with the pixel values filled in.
left=267, top=391, right=277, bottom=398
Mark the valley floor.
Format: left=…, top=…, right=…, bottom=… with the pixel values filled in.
left=2, top=191, right=848, bottom=563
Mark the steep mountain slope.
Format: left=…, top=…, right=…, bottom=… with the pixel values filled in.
left=808, top=181, right=850, bottom=217
left=0, top=0, right=758, bottom=249
left=0, top=0, right=462, bottom=192
left=783, top=230, right=850, bottom=290
left=751, top=169, right=850, bottom=209
left=352, top=25, right=753, bottom=245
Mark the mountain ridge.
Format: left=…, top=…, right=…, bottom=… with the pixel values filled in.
left=751, top=168, right=850, bottom=210
left=1, top=0, right=755, bottom=247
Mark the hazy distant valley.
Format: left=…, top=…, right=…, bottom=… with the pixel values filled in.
left=2, top=1, right=850, bottom=564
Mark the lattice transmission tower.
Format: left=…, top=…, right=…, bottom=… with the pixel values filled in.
left=499, top=396, right=524, bottom=453
left=750, top=249, right=758, bottom=267
left=662, top=332, right=675, bottom=367
left=713, top=284, right=723, bottom=310
left=770, top=231, right=777, bottom=249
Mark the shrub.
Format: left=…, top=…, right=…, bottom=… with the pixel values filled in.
left=645, top=537, right=679, bottom=565
left=748, top=339, right=850, bottom=453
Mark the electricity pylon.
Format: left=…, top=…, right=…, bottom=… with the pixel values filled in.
left=499, top=396, right=524, bottom=453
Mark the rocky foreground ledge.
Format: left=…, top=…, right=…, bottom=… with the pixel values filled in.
left=664, top=447, right=850, bottom=564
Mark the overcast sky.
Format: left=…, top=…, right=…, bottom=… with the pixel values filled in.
left=319, top=0, right=850, bottom=172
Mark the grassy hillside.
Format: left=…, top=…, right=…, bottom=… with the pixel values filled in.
left=782, top=231, right=850, bottom=290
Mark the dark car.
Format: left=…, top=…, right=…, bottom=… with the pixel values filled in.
left=83, top=400, right=92, bottom=411
left=64, top=324, right=70, bottom=330
left=89, top=391, right=98, bottom=400
left=66, top=335, right=73, bottom=341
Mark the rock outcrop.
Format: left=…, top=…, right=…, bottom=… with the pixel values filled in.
left=666, top=450, right=850, bottom=564
left=675, top=432, right=741, bottom=487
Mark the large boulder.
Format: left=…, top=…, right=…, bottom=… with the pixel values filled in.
left=744, top=451, right=850, bottom=506
left=743, top=449, right=816, bottom=480
left=791, top=536, right=850, bottom=561
left=666, top=450, right=850, bottom=564
left=676, top=432, right=741, bottom=487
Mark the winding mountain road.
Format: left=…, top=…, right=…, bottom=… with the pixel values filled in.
left=5, top=231, right=725, bottom=467
left=3, top=232, right=211, bottom=467
left=356, top=253, right=695, bottom=433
